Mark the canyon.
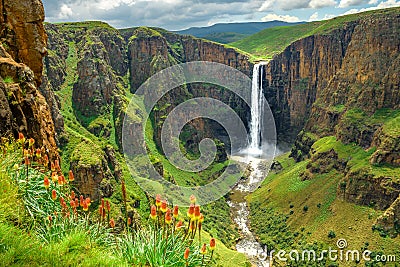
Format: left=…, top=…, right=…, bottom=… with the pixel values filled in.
left=0, top=0, right=399, bottom=264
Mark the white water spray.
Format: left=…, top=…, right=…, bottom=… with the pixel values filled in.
left=248, top=62, right=267, bottom=156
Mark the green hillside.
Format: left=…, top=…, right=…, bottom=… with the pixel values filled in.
left=230, top=7, right=400, bottom=60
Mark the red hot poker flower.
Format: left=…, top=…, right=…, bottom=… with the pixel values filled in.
left=68, top=170, right=74, bottom=182
left=175, top=220, right=183, bottom=229
left=160, top=200, right=168, bottom=213
left=155, top=194, right=162, bottom=207
left=106, top=200, right=111, bottom=212
left=150, top=205, right=157, bottom=220
left=187, top=204, right=195, bottom=219
left=44, top=176, right=50, bottom=189
left=194, top=205, right=201, bottom=220
left=173, top=205, right=179, bottom=218
left=165, top=209, right=172, bottom=224
left=80, top=195, right=84, bottom=207
left=200, top=243, right=207, bottom=254
left=82, top=200, right=89, bottom=212
left=18, top=132, right=25, bottom=143
left=184, top=248, right=190, bottom=260
left=210, top=238, right=216, bottom=250
left=110, top=218, right=115, bottom=228
left=51, top=189, right=57, bottom=201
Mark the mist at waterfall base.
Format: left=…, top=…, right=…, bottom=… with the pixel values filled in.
left=233, top=62, right=278, bottom=161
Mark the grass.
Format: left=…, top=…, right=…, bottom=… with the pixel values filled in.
left=230, top=7, right=400, bottom=60
left=248, top=137, right=400, bottom=266
left=48, top=31, right=245, bottom=265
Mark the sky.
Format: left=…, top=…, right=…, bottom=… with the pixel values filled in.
left=42, top=0, right=400, bottom=31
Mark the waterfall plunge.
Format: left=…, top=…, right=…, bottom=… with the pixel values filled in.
left=248, top=62, right=266, bottom=156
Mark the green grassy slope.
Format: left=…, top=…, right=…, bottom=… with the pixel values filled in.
left=248, top=134, right=400, bottom=266
left=48, top=25, right=247, bottom=266
left=230, top=7, right=400, bottom=60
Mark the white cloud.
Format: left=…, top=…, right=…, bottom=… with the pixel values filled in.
left=309, top=12, right=319, bottom=21
left=258, top=0, right=275, bottom=11
left=310, top=0, right=337, bottom=8
left=340, top=0, right=400, bottom=14
left=58, top=4, right=73, bottom=19
left=376, top=0, right=400, bottom=8
left=368, top=0, right=379, bottom=4
left=261, top=13, right=301, bottom=22
left=338, top=0, right=366, bottom=8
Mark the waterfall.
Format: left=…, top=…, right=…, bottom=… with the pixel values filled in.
left=248, top=62, right=266, bottom=155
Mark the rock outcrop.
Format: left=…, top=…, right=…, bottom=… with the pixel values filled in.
left=70, top=140, right=115, bottom=200
left=0, top=0, right=47, bottom=86
left=0, top=0, right=58, bottom=160
left=265, top=12, right=400, bottom=145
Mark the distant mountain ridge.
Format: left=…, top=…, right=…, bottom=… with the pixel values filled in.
left=174, top=21, right=305, bottom=43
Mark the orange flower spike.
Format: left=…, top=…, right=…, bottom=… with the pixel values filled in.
left=199, top=213, right=204, bottom=223
left=110, top=218, right=115, bottom=228
left=51, top=189, right=57, bottom=201
left=175, top=220, right=183, bottom=229
left=184, top=248, right=190, bottom=260
left=51, top=172, right=58, bottom=183
left=173, top=205, right=179, bottom=218
left=86, top=197, right=91, bottom=207
left=28, top=138, right=35, bottom=147
left=82, top=200, right=89, bottom=212
left=70, top=199, right=75, bottom=208
left=127, top=217, right=132, bottom=226
left=210, top=238, right=216, bottom=251
left=150, top=205, right=157, bottom=220
left=187, top=204, right=195, bottom=219
left=57, top=175, right=63, bottom=186
left=35, top=148, right=41, bottom=158
left=59, top=196, right=65, bottom=205
left=200, top=243, right=207, bottom=255
left=160, top=200, right=168, bottom=213
left=48, top=215, right=52, bottom=223
left=101, top=198, right=105, bottom=209
left=24, top=157, right=30, bottom=166
left=80, top=195, right=84, bottom=207
left=190, top=194, right=196, bottom=204
left=68, top=170, right=74, bottom=182
left=106, top=200, right=111, bottom=212
left=194, top=205, right=201, bottom=220
left=44, top=176, right=50, bottom=189
left=18, top=132, right=25, bottom=144
left=50, top=162, right=55, bottom=172
left=62, top=175, right=67, bottom=185
left=165, top=209, right=172, bottom=225
left=155, top=194, right=162, bottom=207
left=74, top=198, right=79, bottom=208
left=70, top=191, right=75, bottom=200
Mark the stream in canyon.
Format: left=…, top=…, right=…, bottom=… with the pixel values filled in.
left=229, top=154, right=272, bottom=267
left=228, top=62, right=272, bottom=267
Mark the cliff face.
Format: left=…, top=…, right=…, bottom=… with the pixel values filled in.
left=265, top=12, right=400, bottom=232
left=0, top=0, right=58, bottom=160
left=265, top=13, right=399, bottom=148
left=0, top=0, right=47, bottom=86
